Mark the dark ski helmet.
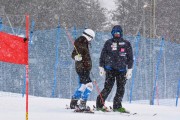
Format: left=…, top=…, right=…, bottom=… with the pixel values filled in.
left=111, top=25, right=123, bottom=38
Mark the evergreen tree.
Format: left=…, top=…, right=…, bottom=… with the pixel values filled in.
left=112, top=0, right=179, bottom=41
left=0, top=0, right=106, bottom=31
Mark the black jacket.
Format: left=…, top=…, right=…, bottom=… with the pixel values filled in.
left=71, top=36, right=92, bottom=72
left=100, top=38, right=133, bottom=71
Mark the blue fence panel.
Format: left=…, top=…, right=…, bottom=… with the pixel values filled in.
left=129, top=33, right=141, bottom=103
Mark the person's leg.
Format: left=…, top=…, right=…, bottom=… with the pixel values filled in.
left=81, top=82, right=93, bottom=101
left=77, top=69, right=91, bottom=84
left=78, top=82, right=93, bottom=109
left=113, top=72, right=126, bottom=109
left=96, top=71, right=115, bottom=109
left=70, top=84, right=86, bottom=109
left=73, top=70, right=92, bottom=109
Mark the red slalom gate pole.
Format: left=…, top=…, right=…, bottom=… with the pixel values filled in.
left=25, top=65, right=29, bottom=120
left=25, top=15, right=29, bottom=120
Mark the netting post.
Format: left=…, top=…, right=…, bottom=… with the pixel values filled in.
left=0, top=18, right=2, bottom=31
left=84, top=18, right=88, bottom=29
left=22, top=67, right=26, bottom=97
left=176, top=79, right=180, bottom=107
left=30, top=20, right=35, bottom=44
left=73, top=25, right=77, bottom=39
left=51, top=19, right=61, bottom=97
left=152, top=37, right=164, bottom=105
left=129, top=32, right=140, bottom=103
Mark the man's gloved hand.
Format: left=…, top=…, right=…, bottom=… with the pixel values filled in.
left=74, top=54, right=82, bottom=61
left=99, top=67, right=105, bottom=76
left=126, top=69, right=133, bottom=79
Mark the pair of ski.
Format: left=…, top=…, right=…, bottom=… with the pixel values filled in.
left=65, top=105, right=94, bottom=114
left=66, top=105, right=137, bottom=115
left=74, top=105, right=95, bottom=114
left=92, top=105, right=137, bottom=116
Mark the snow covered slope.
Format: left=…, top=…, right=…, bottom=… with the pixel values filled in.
left=0, top=92, right=180, bottom=120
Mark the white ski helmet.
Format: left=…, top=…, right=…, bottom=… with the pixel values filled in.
left=82, top=29, right=95, bottom=41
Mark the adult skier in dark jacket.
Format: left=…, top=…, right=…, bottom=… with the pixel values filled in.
left=70, top=29, right=95, bottom=109
left=96, top=25, right=133, bottom=112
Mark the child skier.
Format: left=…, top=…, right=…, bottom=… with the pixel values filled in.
left=70, top=28, right=95, bottom=110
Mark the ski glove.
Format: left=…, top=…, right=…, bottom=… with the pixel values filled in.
left=99, top=67, right=105, bottom=76
left=74, top=54, right=82, bottom=61
left=126, top=69, right=133, bottom=79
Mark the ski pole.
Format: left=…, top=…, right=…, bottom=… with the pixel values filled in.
left=66, top=29, right=80, bottom=56
left=91, top=72, right=106, bottom=107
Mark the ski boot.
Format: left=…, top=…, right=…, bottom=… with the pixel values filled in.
left=96, top=106, right=111, bottom=112
left=79, top=100, right=87, bottom=110
left=74, top=101, right=94, bottom=113
left=113, top=107, right=129, bottom=113
left=70, top=99, right=78, bottom=109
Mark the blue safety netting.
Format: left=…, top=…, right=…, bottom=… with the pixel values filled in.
left=0, top=20, right=179, bottom=106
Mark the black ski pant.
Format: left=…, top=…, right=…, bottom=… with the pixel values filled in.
left=76, top=69, right=92, bottom=84
left=96, top=70, right=126, bottom=109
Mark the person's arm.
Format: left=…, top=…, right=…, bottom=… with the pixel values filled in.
left=71, top=48, right=77, bottom=60
left=99, top=41, right=108, bottom=67
left=125, top=41, right=134, bottom=79
left=71, top=40, right=79, bottom=60
left=126, top=41, right=133, bottom=69
left=99, top=41, right=108, bottom=76
left=71, top=39, right=83, bottom=61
